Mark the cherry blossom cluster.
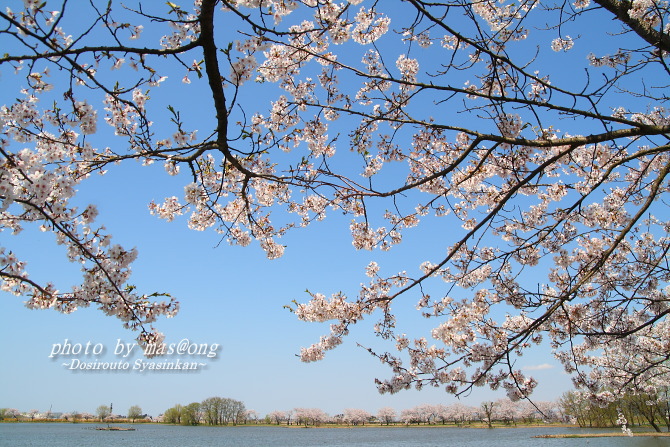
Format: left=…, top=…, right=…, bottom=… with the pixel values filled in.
left=0, top=98, right=178, bottom=346
left=161, top=1, right=202, bottom=49
left=263, top=0, right=670, bottom=401
left=0, top=0, right=190, bottom=346
left=616, top=410, right=634, bottom=436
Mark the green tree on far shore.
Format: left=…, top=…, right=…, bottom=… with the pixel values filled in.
left=182, top=403, right=202, bottom=426
left=127, top=405, right=143, bottom=422
left=95, top=405, right=111, bottom=422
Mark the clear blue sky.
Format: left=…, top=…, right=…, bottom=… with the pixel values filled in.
left=0, top=158, right=572, bottom=417
left=0, top=1, right=589, bottom=418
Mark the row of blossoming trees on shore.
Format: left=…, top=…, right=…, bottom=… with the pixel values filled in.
left=264, top=400, right=560, bottom=427
left=155, top=390, right=669, bottom=430
left=158, top=398, right=561, bottom=427
left=3, top=389, right=669, bottom=431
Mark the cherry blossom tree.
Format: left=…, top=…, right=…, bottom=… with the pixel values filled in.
left=80, top=412, right=95, bottom=421
left=494, top=398, right=519, bottom=425
left=1, top=0, right=669, bottom=402
left=377, top=406, right=397, bottom=425
left=434, top=404, right=451, bottom=425
left=399, top=406, right=422, bottom=425
left=535, top=400, right=560, bottom=423
left=480, top=401, right=497, bottom=428
left=445, top=402, right=477, bottom=426
left=294, top=407, right=328, bottom=426
left=517, top=400, right=542, bottom=424
left=343, top=407, right=371, bottom=425
left=417, top=403, right=440, bottom=424
left=285, top=409, right=294, bottom=426
left=3, top=408, right=21, bottom=420
left=266, top=410, right=286, bottom=425
left=245, top=409, right=259, bottom=423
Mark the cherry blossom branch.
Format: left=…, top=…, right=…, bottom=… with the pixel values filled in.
left=594, top=0, right=670, bottom=53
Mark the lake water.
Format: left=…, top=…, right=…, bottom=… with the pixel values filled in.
left=1, top=424, right=669, bottom=447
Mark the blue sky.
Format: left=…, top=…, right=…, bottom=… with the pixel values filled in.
left=0, top=0, right=609, bottom=418
left=0, top=158, right=572, bottom=417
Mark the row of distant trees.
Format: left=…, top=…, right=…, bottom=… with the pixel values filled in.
left=0, top=405, right=146, bottom=423
left=3, top=400, right=556, bottom=426
left=94, top=404, right=145, bottom=422
left=263, top=400, right=561, bottom=428
left=5, top=388, right=669, bottom=431
left=239, top=390, right=670, bottom=430
left=157, top=398, right=562, bottom=428
left=162, top=397, right=246, bottom=426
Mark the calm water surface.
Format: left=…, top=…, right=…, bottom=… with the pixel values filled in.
left=1, top=424, right=669, bottom=447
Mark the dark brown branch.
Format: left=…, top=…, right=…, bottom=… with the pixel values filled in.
left=594, top=0, right=670, bottom=53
